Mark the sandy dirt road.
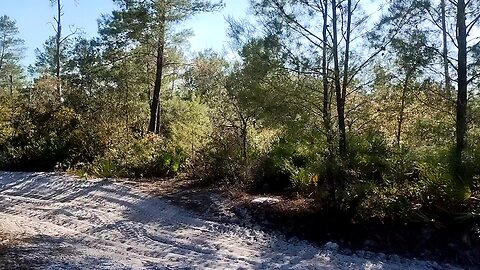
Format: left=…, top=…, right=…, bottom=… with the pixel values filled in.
left=0, top=172, right=459, bottom=269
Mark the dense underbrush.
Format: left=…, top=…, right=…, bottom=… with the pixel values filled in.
left=1, top=97, right=479, bottom=226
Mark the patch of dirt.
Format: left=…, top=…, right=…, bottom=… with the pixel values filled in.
left=0, top=232, right=31, bottom=270
left=3, top=172, right=457, bottom=269
left=0, top=172, right=472, bottom=270
left=121, top=176, right=480, bottom=268
left=0, top=233, right=73, bottom=270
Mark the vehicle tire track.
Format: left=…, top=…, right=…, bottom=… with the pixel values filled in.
left=0, top=172, right=460, bottom=270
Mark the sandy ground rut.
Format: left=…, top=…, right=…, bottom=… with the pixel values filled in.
left=0, top=172, right=460, bottom=269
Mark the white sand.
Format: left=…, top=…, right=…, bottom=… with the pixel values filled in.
left=0, top=172, right=459, bottom=269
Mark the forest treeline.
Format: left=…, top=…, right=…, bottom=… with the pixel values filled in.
left=1, top=0, right=480, bottom=223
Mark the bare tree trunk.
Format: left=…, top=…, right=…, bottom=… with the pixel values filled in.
left=322, top=0, right=336, bottom=199
left=331, top=0, right=346, bottom=160
left=9, top=74, right=13, bottom=94
left=155, top=101, right=161, bottom=133
left=338, top=0, right=352, bottom=158
left=441, top=0, right=451, bottom=96
left=322, top=0, right=330, bottom=140
left=455, top=0, right=468, bottom=179
left=242, top=123, right=248, bottom=162
left=55, top=0, right=62, bottom=101
left=396, top=73, right=411, bottom=146
left=123, top=61, right=129, bottom=133
left=149, top=38, right=165, bottom=134
left=148, top=8, right=166, bottom=134
left=0, top=37, right=5, bottom=72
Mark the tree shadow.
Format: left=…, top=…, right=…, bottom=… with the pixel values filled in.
left=0, top=172, right=228, bottom=269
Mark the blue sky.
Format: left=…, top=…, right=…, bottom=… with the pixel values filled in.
left=2, top=0, right=249, bottom=67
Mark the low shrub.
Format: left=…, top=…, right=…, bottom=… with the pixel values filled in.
left=91, top=134, right=187, bottom=178
left=352, top=147, right=473, bottom=223
left=346, top=129, right=391, bottom=183
left=0, top=105, right=85, bottom=171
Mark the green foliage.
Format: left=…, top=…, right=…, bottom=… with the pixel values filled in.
left=3, top=111, right=106, bottom=171
left=290, top=168, right=316, bottom=194
left=91, top=134, right=186, bottom=178
left=197, top=121, right=279, bottom=186
left=260, top=137, right=331, bottom=194
left=354, top=182, right=414, bottom=221
left=163, top=97, right=212, bottom=157
left=347, top=130, right=391, bottom=182
left=417, top=162, right=471, bottom=202
left=351, top=145, right=473, bottom=222
left=92, top=157, right=122, bottom=178
left=199, top=128, right=250, bottom=184
left=0, top=15, right=26, bottom=92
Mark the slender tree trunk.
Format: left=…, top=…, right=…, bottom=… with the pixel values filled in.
left=149, top=38, right=165, bottom=134
left=331, top=0, right=346, bottom=159
left=123, top=61, right=129, bottom=133
left=155, top=102, right=161, bottom=133
left=148, top=9, right=166, bottom=134
left=0, top=37, right=5, bottom=72
left=455, top=0, right=468, bottom=179
left=242, top=124, right=248, bottom=162
left=396, top=73, right=411, bottom=146
left=9, top=74, right=13, bottom=94
left=55, top=0, right=62, bottom=100
left=338, top=0, right=352, bottom=158
left=322, top=0, right=330, bottom=139
left=441, top=0, right=451, bottom=96
left=322, top=0, right=335, bottom=199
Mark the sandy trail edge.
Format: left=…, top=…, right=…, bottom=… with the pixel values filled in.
left=0, top=172, right=459, bottom=269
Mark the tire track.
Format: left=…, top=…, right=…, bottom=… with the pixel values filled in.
left=0, top=172, right=460, bottom=270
